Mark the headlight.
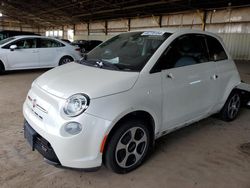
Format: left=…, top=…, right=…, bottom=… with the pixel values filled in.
left=64, top=93, right=90, bottom=117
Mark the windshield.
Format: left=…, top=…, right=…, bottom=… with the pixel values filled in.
left=0, top=37, right=15, bottom=45
left=87, top=31, right=171, bottom=71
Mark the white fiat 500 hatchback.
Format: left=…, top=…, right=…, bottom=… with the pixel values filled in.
left=0, top=36, right=81, bottom=73
left=23, top=29, right=249, bottom=173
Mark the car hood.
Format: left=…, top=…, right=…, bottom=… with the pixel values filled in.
left=35, top=62, right=139, bottom=99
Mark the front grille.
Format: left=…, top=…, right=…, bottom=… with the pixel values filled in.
left=27, top=95, right=48, bottom=121
left=34, top=134, right=60, bottom=164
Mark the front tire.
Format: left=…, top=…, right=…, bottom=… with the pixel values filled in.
left=105, top=119, right=151, bottom=174
left=59, top=56, right=74, bottom=66
left=0, top=62, right=5, bottom=74
left=219, top=91, right=241, bottom=121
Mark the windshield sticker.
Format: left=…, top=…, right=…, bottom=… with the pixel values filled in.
left=103, top=57, right=119, bottom=64
left=141, top=31, right=165, bottom=36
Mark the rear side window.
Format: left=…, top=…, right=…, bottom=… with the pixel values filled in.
left=206, top=36, right=228, bottom=61
left=152, top=34, right=209, bottom=72
left=39, top=39, right=65, bottom=48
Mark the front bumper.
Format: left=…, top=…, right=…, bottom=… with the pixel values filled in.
left=23, top=85, right=111, bottom=169
left=24, top=120, right=60, bottom=164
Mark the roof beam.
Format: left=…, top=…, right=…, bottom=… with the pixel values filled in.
left=73, top=1, right=185, bottom=18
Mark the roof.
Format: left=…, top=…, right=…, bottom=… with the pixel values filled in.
left=131, top=28, right=219, bottom=38
left=8, top=35, right=69, bottom=42
left=0, top=0, right=249, bottom=27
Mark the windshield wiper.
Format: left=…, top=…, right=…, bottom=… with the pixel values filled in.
left=79, top=58, right=120, bottom=70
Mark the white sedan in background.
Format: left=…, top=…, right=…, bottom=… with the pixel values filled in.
left=0, top=36, right=81, bottom=73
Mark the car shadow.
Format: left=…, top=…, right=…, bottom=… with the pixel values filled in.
left=149, top=116, right=224, bottom=160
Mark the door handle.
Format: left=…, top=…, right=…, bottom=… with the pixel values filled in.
left=211, top=74, right=219, bottom=80
left=32, top=50, right=38, bottom=53
left=166, top=73, right=174, bottom=79
left=189, top=80, right=202, bottom=85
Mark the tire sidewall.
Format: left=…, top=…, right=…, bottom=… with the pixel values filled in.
left=221, top=91, right=241, bottom=121
left=59, top=56, right=73, bottom=66
left=105, top=119, right=151, bottom=174
left=0, top=62, right=5, bottom=74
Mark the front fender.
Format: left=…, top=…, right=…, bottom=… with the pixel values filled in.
left=85, top=91, right=162, bottom=138
left=105, top=106, right=160, bottom=137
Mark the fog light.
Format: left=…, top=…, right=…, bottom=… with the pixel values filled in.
left=64, top=122, right=82, bottom=135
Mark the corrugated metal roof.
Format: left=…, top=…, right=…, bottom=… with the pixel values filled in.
left=0, top=0, right=249, bottom=27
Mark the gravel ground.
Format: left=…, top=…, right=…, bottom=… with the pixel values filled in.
left=0, top=61, right=250, bottom=188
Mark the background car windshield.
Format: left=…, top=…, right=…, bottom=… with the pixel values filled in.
left=0, top=37, right=15, bottom=45
left=87, top=31, right=171, bottom=71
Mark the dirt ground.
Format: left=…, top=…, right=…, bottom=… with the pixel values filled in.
left=0, top=61, right=250, bottom=188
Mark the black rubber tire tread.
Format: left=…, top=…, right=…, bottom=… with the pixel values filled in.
left=104, top=119, right=151, bottom=174
left=0, top=61, right=5, bottom=74
left=59, top=56, right=74, bottom=66
left=219, top=90, right=241, bottom=122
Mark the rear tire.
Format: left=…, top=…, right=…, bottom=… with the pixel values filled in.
left=105, top=119, right=151, bottom=174
left=219, top=91, right=241, bottom=121
left=59, top=56, right=74, bottom=66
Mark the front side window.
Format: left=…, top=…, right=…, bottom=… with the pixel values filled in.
left=206, top=36, right=228, bottom=61
left=87, top=31, right=171, bottom=71
left=3, top=38, right=37, bottom=49
left=15, top=38, right=37, bottom=49
left=152, top=34, right=209, bottom=72
left=39, top=39, right=64, bottom=48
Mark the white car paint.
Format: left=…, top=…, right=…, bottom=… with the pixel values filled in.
left=0, top=35, right=81, bottom=71
left=35, top=63, right=139, bottom=99
left=23, top=29, right=242, bottom=170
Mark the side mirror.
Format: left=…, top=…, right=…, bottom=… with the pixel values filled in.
left=81, top=48, right=86, bottom=53
left=10, top=45, right=17, bottom=51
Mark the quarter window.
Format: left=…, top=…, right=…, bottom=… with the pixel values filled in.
left=152, top=34, right=209, bottom=72
left=206, top=36, right=228, bottom=61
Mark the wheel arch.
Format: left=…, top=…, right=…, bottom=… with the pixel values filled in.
left=102, top=110, right=156, bottom=159
left=217, top=82, right=247, bottom=115
left=58, top=55, right=74, bottom=65
left=217, top=72, right=240, bottom=107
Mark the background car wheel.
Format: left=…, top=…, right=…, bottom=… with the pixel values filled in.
left=59, top=56, right=74, bottom=66
left=219, top=91, right=241, bottom=121
left=105, top=119, right=151, bottom=174
left=0, top=62, right=5, bottom=74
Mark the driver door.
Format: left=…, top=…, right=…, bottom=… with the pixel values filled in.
left=153, top=34, right=220, bottom=131
left=6, top=38, right=39, bottom=69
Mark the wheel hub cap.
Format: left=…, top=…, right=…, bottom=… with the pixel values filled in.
left=128, top=142, right=136, bottom=152
left=115, top=127, right=148, bottom=168
left=228, top=94, right=240, bottom=119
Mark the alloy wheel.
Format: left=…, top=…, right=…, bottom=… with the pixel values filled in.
left=115, top=127, right=148, bottom=168
left=227, top=94, right=240, bottom=119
